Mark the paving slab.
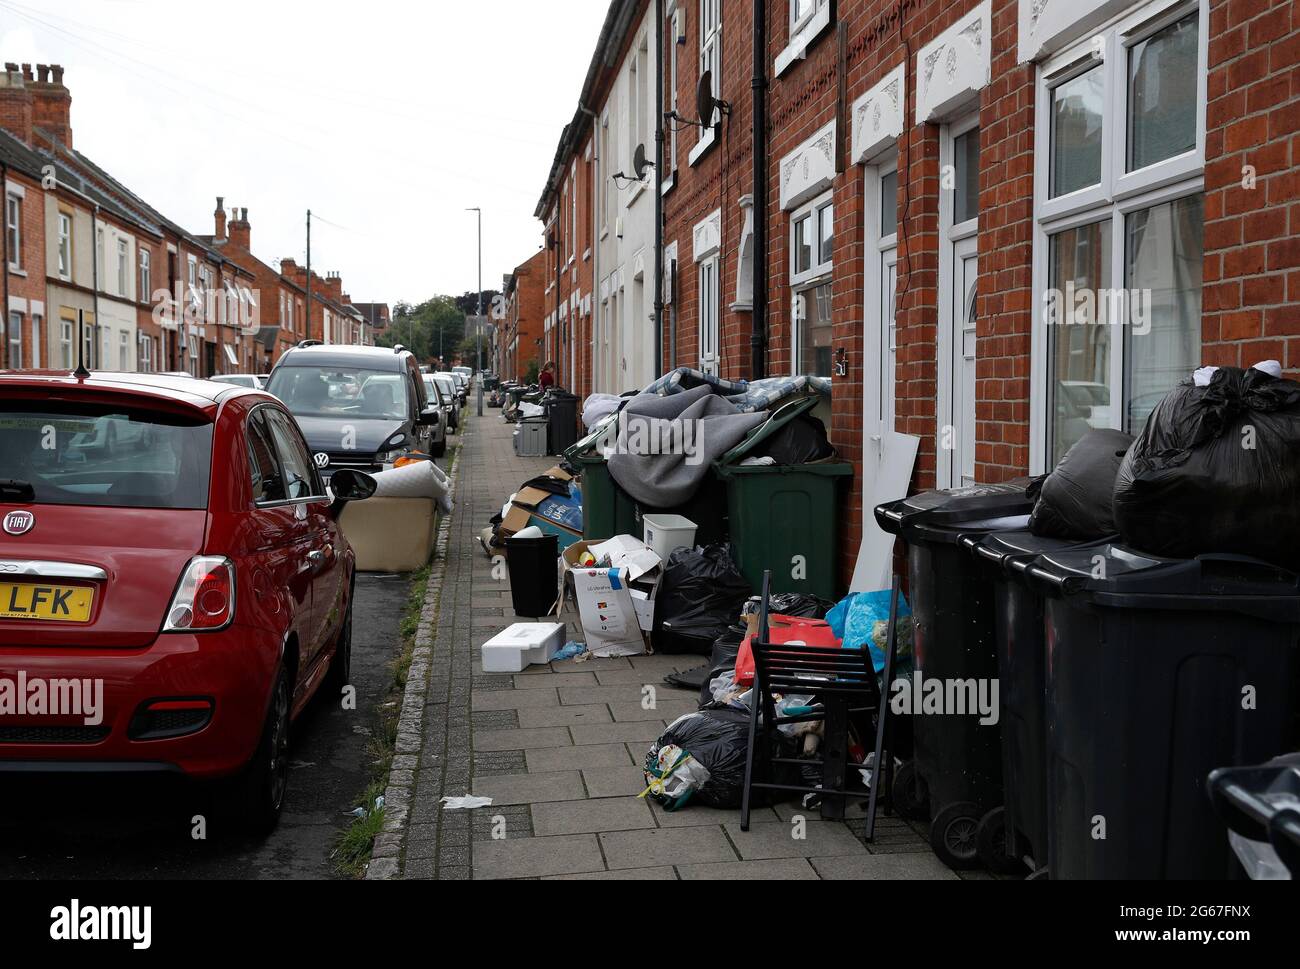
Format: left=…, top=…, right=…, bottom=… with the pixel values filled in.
left=474, top=727, right=573, bottom=752
left=544, top=866, right=678, bottom=881
left=723, top=821, right=868, bottom=860
left=531, top=797, right=656, bottom=837
left=571, top=721, right=664, bottom=746
left=512, top=672, right=599, bottom=690
left=600, top=826, right=738, bottom=870
left=525, top=743, right=633, bottom=772
left=609, top=700, right=698, bottom=723
left=471, top=689, right=561, bottom=711
left=677, top=858, right=820, bottom=880
left=474, top=835, right=605, bottom=880
left=582, top=766, right=650, bottom=798
left=472, top=771, right=587, bottom=805
left=810, top=853, right=960, bottom=880
left=516, top=704, right=613, bottom=728
left=650, top=804, right=781, bottom=828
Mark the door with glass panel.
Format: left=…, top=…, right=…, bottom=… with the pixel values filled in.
left=863, top=164, right=898, bottom=467
left=939, top=120, right=980, bottom=489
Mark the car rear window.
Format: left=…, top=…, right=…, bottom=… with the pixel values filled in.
left=0, top=401, right=213, bottom=509
left=267, top=366, right=410, bottom=422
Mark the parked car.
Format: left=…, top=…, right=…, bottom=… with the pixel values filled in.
left=0, top=370, right=377, bottom=832
left=430, top=373, right=460, bottom=432
left=265, top=344, right=444, bottom=475
left=211, top=374, right=264, bottom=390
left=438, top=371, right=468, bottom=406
left=423, top=374, right=458, bottom=436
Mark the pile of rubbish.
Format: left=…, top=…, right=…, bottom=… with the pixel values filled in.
left=1028, top=362, right=1300, bottom=567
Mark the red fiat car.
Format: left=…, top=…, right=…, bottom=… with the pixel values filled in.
left=0, top=371, right=376, bottom=832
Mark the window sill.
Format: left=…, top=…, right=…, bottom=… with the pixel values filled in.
left=689, top=128, right=718, bottom=167
left=7, top=265, right=25, bottom=277
left=661, top=172, right=676, bottom=196
left=600, top=227, right=610, bottom=241
left=775, top=6, right=834, bottom=78
left=628, top=179, right=648, bottom=206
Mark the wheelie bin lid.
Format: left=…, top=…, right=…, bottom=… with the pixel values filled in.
left=715, top=396, right=853, bottom=477
left=1208, top=754, right=1300, bottom=880
left=874, top=482, right=1035, bottom=545
left=564, top=411, right=621, bottom=465
left=961, top=529, right=1109, bottom=578
left=1022, top=543, right=1300, bottom=621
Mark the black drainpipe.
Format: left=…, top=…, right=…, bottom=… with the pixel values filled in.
left=653, top=0, right=665, bottom=375
left=750, top=0, right=768, bottom=380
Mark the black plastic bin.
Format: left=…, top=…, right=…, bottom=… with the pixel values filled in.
left=546, top=392, right=580, bottom=457
left=963, top=529, right=1099, bottom=877
left=505, top=534, right=559, bottom=618
left=1025, top=546, right=1300, bottom=880
left=874, top=484, right=1035, bottom=870
left=1208, top=753, right=1300, bottom=880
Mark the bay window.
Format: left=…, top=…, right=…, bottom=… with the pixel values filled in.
left=1033, top=0, right=1207, bottom=469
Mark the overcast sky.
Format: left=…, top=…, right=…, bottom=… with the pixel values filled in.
left=0, top=0, right=608, bottom=306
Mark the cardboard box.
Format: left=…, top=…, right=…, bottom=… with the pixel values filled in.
left=562, top=538, right=662, bottom=657
left=482, top=622, right=567, bottom=673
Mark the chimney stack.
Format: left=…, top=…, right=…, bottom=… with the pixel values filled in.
left=28, top=62, right=72, bottom=147
left=214, top=197, right=227, bottom=241
left=0, top=66, right=33, bottom=145
left=228, top=206, right=251, bottom=250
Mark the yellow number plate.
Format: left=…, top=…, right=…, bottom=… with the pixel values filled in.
left=0, top=583, right=95, bottom=623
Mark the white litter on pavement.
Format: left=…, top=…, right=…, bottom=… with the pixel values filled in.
left=441, top=796, right=494, bottom=811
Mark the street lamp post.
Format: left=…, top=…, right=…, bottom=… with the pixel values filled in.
left=468, top=207, right=484, bottom=417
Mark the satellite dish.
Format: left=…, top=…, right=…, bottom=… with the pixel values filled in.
left=696, top=72, right=717, bottom=127
left=632, top=143, right=653, bottom=180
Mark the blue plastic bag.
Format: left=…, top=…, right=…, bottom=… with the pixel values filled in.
left=826, top=590, right=912, bottom=673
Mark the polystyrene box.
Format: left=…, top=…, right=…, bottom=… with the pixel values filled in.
left=481, top=622, right=567, bottom=673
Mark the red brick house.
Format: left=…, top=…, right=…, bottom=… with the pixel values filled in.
left=543, top=0, right=1298, bottom=588
left=499, top=249, right=549, bottom=381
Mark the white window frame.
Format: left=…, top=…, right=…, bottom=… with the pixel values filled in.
left=139, top=247, right=151, bottom=302
left=600, top=113, right=612, bottom=238
left=690, top=0, right=722, bottom=166
left=5, top=192, right=20, bottom=270
left=116, top=238, right=129, bottom=297
left=1029, top=0, right=1208, bottom=473
left=791, top=0, right=826, bottom=35
left=790, top=190, right=834, bottom=377
left=60, top=318, right=73, bottom=369
left=664, top=2, right=681, bottom=190
left=57, top=213, right=72, bottom=279
left=789, top=191, right=833, bottom=288
left=698, top=254, right=720, bottom=375
left=119, top=330, right=130, bottom=372
left=6, top=311, right=22, bottom=369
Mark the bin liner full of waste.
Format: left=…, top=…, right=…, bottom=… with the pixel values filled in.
left=1028, top=428, right=1132, bottom=541
left=653, top=544, right=753, bottom=655
left=643, top=708, right=754, bottom=810
left=1113, top=366, right=1300, bottom=568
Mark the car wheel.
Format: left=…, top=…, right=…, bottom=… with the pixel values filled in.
left=237, top=668, right=291, bottom=836
left=433, top=436, right=447, bottom=458
left=325, top=595, right=353, bottom=694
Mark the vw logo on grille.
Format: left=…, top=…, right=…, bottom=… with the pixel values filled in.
left=313, top=453, right=331, bottom=470
left=3, top=511, right=35, bottom=536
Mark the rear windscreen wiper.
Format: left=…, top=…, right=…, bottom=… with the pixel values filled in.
left=0, top=479, right=36, bottom=503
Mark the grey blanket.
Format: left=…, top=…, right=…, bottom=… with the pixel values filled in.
left=607, top=385, right=768, bottom=507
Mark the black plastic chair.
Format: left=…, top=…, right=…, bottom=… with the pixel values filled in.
left=740, top=571, right=903, bottom=833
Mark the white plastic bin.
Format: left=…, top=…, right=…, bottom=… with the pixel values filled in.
left=641, top=514, right=698, bottom=561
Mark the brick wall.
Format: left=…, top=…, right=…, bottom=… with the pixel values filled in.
left=4, top=169, right=47, bottom=368
left=1203, top=0, right=1300, bottom=373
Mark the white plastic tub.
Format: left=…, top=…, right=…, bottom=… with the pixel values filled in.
left=641, top=514, right=698, bottom=561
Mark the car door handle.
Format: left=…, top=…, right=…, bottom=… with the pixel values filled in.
left=307, top=545, right=333, bottom=568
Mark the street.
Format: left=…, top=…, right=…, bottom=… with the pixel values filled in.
left=0, top=573, right=411, bottom=880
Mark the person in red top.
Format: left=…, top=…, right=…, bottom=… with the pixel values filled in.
left=538, top=361, right=557, bottom=390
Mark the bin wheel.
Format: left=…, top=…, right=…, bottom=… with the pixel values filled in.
left=976, top=806, right=1031, bottom=876
left=891, top=761, right=930, bottom=822
left=930, top=802, right=982, bottom=871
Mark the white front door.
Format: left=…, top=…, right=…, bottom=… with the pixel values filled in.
left=938, top=117, right=980, bottom=490
left=699, top=256, right=719, bottom=376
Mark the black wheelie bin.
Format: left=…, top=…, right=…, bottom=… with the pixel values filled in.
left=962, top=529, right=1107, bottom=878
left=874, top=483, right=1035, bottom=870
left=1208, top=753, right=1300, bottom=880
left=1025, top=545, right=1300, bottom=880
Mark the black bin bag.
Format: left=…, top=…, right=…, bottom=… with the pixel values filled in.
left=644, top=708, right=754, bottom=809
left=653, top=545, right=752, bottom=655
left=1029, top=428, right=1132, bottom=541
left=1113, top=367, right=1300, bottom=568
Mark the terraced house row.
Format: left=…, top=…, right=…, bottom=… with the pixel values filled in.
left=1, top=63, right=380, bottom=377
left=530, top=0, right=1300, bottom=582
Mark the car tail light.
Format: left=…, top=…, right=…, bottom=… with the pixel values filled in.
left=163, top=557, right=235, bottom=632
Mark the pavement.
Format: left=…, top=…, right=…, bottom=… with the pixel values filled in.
left=371, top=404, right=957, bottom=881
left=0, top=572, right=412, bottom=879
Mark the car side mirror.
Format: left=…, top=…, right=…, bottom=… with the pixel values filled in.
left=418, top=406, right=441, bottom=426
left=329, top=468, right=378, bottom=518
